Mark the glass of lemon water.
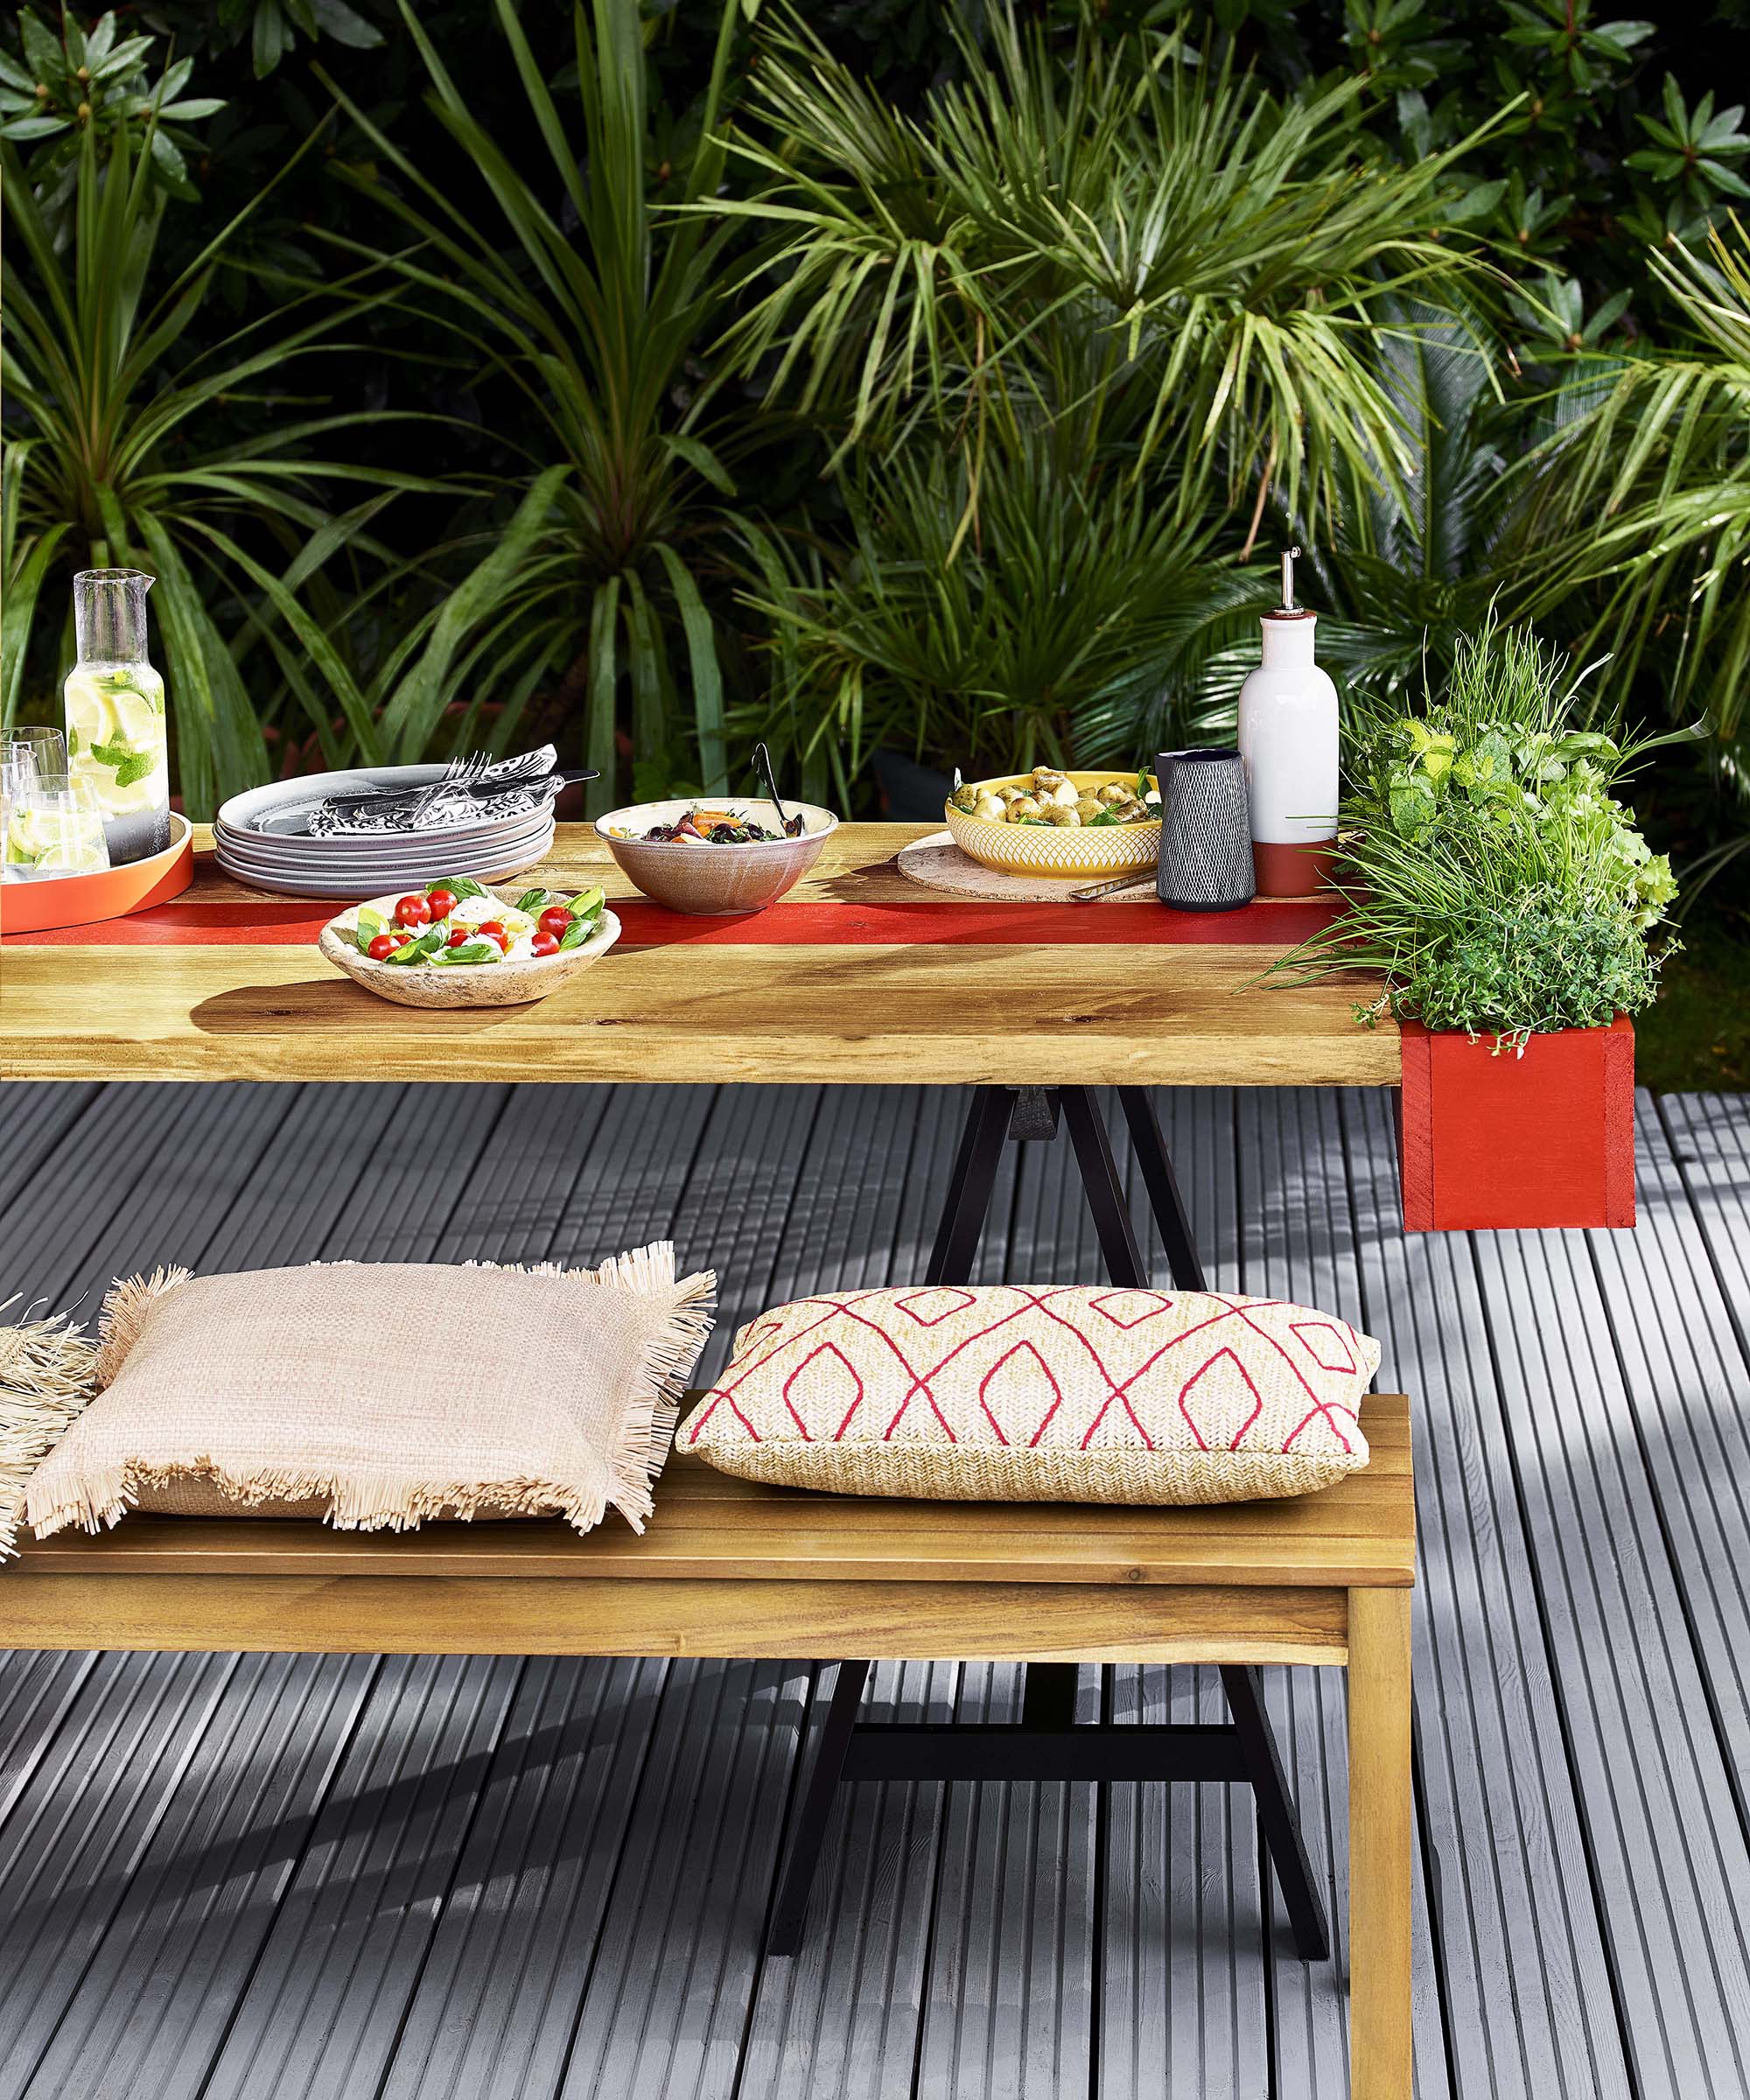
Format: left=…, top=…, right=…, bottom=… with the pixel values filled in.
left=65, top=568, right=168, bottom=865
left=5, top=771, right=109, bottom=878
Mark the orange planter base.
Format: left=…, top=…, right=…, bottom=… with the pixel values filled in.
left=1398, top=1015, right=1635, bottom=1231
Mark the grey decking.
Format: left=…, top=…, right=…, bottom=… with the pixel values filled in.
left=2, top=1080, right=1748, bottom=2100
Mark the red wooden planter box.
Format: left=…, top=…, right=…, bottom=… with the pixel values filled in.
left=1397, top=1014, right=1635, bottom=1231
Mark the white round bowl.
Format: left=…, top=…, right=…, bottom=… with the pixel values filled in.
left=595, top=798, right=836, bottom=915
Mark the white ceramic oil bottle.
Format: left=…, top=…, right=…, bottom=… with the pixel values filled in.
left=1235, top=546, right=1338, bottom=897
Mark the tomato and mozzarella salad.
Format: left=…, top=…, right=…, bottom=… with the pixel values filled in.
left=343, top=877, right=606, bottom=967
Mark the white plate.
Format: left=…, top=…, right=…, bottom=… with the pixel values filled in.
left=219, top=764, right=554, bottom=843
left=215, top=826, right=555, bottom=897
left=212, top=812, right=553, bottom=868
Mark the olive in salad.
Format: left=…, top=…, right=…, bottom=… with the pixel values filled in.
left=349, top=877, right=606, bottom=967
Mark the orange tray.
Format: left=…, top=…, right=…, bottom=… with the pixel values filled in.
left=0, top=814, right=194, bottom=935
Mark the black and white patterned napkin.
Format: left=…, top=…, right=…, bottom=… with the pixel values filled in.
left=304, top=747, right=559, bottom=836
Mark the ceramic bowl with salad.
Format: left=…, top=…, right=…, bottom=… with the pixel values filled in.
left=596, top=796, right=836, bottom=915
left=318, top=875, right=619, bottom=1008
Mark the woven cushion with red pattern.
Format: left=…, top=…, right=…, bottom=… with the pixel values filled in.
left=678, top=1284, right=1377, bottom=1506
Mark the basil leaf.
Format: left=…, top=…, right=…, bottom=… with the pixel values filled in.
left=556, top=914, right=594, bottom=951
left=385, top=927, right=444, bottom=965
left=564, top=885, right=605, bottom=919
left=356, top=906, right=387, bottom=934
left=440, top=875, right=486, bottom=903
left=434, top=940, right=497, bottom=966
left=514, top=887, right=554, bottom=915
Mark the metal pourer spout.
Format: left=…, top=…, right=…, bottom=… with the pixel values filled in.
left=1280, top=545, right=1300, bottom=614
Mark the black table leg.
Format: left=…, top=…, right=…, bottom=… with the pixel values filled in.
left=767, top=1085, right=1330, bottom=1965
left=1221, top=1663, right=1331, bottom=1960
left=766, top=1659, right=872, bottom=1956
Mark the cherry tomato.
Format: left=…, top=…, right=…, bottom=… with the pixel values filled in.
left=394, top=893, right=432, bottom=928
left=446, top=927, right=472, bottom=948
left=537, top=906, right=572, bottom=941
left=530, top=931, right=560, bottom=957
left=476, top=920, right=506, bottom=942
left=425, top=886, right=458, bottom=920
left=367, top=934, right=398, bottom=962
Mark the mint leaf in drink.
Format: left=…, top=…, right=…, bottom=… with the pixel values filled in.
left=89, top=738, right=133, bottom=768
left=113, top=751, right=157, bottom=788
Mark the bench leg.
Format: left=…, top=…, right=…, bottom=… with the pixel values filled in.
left=1347, top=1588, right=1413, bottom=2099
left=766, top=1659, right=871, bottom=1956
left=1221, top=1663, right=1330, bottom=1960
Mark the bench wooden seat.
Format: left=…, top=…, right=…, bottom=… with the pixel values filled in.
left=4, top=1395, right=1410, bottom=1656
left=2, top=1391, right=1414, bottom=2100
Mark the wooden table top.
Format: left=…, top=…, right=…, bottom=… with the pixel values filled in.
left=0, top=822, right=1396, bottom=1088
left=10, top=1396, right=1413, bottom=1592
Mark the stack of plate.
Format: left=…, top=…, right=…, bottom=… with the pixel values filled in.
left=214, top=766, right=556, bottom=898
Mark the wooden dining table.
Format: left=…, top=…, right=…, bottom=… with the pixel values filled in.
left=0, top=821, right=1397, bottom=1087
left=0, top=820, right=1413, bottom=2097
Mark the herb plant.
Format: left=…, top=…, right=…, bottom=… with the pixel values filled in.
left=1276, top=616, right=1677, bottom=1044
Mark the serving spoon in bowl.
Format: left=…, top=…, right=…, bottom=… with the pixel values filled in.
left=753, top=741, right=805, bottom=837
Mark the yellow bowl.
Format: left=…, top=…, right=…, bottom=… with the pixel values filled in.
left=943, top=771, right=1160, bottom=881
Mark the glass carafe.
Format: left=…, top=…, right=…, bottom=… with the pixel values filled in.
left=64, top=568, right=169, bottom=864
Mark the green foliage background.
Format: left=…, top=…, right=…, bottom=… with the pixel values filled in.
left=4, top=0, right=1750, bottom=916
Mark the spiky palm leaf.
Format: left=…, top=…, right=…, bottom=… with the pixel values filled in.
left=317, top=0, right=773, bottom=808
left=707, top=5, right=1496, bottom=542
left=1530, top=218, right=1750, bottom=778
left=1, top=119, right=428, bottom=816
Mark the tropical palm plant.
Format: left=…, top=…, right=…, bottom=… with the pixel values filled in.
left=1530, top=216, right=1750, bottom=800
left=744, top=412, right=1234, bottom=801
left=1, top=115, right=427, bottom=816
left=709, top=4, right=1498, bottom=545
left=317, top=0, right=775, bottom=810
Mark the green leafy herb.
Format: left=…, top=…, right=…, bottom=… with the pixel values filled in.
left=434, top=940, right=498, bottom=966
left=1271, top=612, right=1676, bottom=1040
left=354, top=905, right=387, bottom=956
left=384, top=926, right=444, bottom=965
left=514, top=887, right=556, bottom=914
left=441, top=875, right=486, bottom=903
left=564, top=886, right=605, bottom=920
left=556, top=914, right=595, bottom=951
left=112, top=750, right=157, bottom=788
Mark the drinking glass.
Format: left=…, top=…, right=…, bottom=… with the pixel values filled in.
left=5, top=771, right=110, bottom=878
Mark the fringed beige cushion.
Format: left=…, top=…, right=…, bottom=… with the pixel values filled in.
left=0, top=1301, right=100, bottom=1558
left=25, top=1247, right=713, bottom=1542
left=679, top=1284, right=1377, bottom=1505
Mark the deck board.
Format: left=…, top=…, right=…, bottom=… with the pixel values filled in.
left=0, top=1079, right=1746, bottom=2098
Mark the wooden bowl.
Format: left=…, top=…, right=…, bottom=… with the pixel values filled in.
left=595, top=799, right=836, bottom=915
left=318, top=891, right=620, bottom=1008
left=943, top=772, right=1159, bottom=880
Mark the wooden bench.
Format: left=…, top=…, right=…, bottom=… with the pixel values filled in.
left=4, top=1391, right=1415, bottom=2099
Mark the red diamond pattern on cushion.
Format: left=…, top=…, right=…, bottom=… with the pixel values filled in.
left=680, top=1286, right=1379, bottom=1507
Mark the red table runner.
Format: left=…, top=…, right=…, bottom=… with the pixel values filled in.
left=3, top=894, right=1336, bottom=948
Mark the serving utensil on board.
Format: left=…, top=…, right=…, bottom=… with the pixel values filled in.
left=1068, top=871, right=1158, bottom=902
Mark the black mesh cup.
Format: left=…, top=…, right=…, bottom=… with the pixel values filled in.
left=1154, top=748, right=1256, bottom=912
